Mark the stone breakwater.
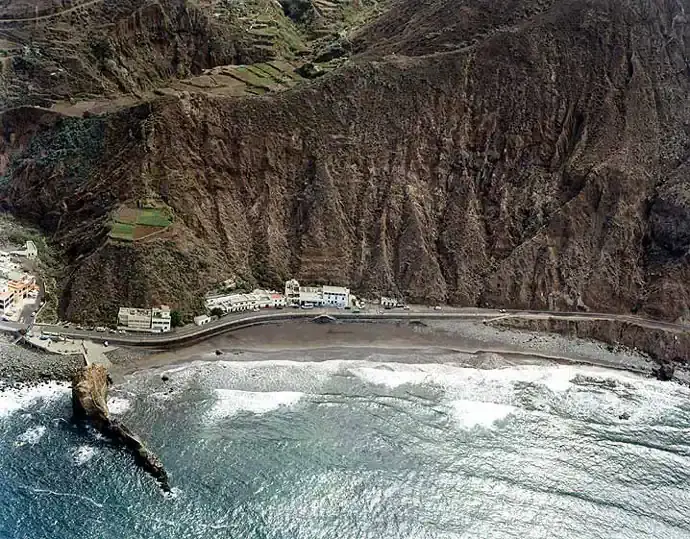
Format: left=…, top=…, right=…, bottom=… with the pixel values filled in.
left=72, top=364, right=171, bottom=492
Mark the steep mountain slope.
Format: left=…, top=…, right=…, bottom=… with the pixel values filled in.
left=2, top=0, right=690, bottom=324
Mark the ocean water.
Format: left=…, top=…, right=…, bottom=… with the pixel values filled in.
left=1, top=355, right=690, bottom=539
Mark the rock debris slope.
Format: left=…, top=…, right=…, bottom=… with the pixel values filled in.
left=2, top=0, right=690, bottom=323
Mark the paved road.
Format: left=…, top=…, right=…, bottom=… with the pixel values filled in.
left=8, top=306, right=686, bottom=349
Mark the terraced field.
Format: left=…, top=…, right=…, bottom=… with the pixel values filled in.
left=109, top=207, right=173, bottom=242
left=167, top=60, right=304, bottom=97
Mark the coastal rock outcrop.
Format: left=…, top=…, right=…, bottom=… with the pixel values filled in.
left=652, top=362, right=675, bottom=382
left=72, top=365, right=171, bottom=492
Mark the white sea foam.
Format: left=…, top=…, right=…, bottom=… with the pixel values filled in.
left=208, top=389, right=304, bottom=420
left=449, top=400, right=516, bottom=429
left=349, top=366, right=429, bottom=388
left=107, top=397, right=131, bottom=415
left=163, top=487, right=182, bottom=499
left=15, top=425, right=47, bottom=446
left=0, top=382, right=70, bottom=418
left=72, top=445, right=97, bottom=465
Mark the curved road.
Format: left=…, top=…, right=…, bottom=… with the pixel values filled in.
left=9, top=306, right=687, bottom=350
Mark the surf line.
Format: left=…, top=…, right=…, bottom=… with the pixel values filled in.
left=20, top=485, right=104, bottom=508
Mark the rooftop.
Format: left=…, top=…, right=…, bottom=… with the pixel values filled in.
left=119, top=307, right=152, bottom=317
left=322, top=285, right=349, bottom=294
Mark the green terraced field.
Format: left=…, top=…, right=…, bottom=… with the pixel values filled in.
left=108, top=207, right=173, bottom=241
left=136, top=208, right=172, bottom=227
left=109, top=222, right=135, bottom=241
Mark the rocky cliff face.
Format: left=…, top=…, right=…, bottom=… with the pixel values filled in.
left=2, top=0, right=690, bottom=324
left=72, top=364, right=171, bottom=492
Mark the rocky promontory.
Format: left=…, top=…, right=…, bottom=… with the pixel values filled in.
left=72, top=364, right=170, bottom=492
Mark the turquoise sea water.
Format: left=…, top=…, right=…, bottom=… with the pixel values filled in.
left=1, top=353, right=690, bottom=538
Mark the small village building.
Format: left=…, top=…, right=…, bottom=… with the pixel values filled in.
left=0, top=279, right=15, bottom=312
left=322, top=285, right=350, bottom=308
left=25, top=241, right=37, bottom=259
left=252, top=289, right=272, bottom=309
left=298, top=286, right=324, bottom=307
left=270, top=292, right=286, bottom=308
left=205, top=290, right=286, bottom=313
left=118, top=307, right=153, bottom=330
left=117, top=305, right=172, bottom=332
left=8, top=241, right=37, bottom=259
left=284, top=279, right=351, bottom=307
left=8, top=273, right=36, bottom=301
left=194, top=314, right=211, bottom=326
left=151, top=305, right=172, bottom=333
left=285, top=279, right=301, bottom=306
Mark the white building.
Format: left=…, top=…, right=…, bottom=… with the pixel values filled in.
left=322, top=285, right=350, bottom=307
left=270, top=292, right=286, bottom=308
left=118, top=305, right=171, bottom=332
left=285, top=279, right=300, bottom=306
left=298, top=286, right=325, bottom=307
left=194, top=314, right=211, bottom=326
left=284, top=279, right=350, bottom=308
left=118, top=307, right=153, bottom=330
left=0, top=279, right=14, bottom=312
left=9, top=241, right=37, bottom=259
left=205, top=289, right=285, bottom=314
left=151, top=305, right=172, bottom=332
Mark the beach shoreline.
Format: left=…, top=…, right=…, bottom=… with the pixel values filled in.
left=108, top=319, right=660, bottom=380
left=2, top=318, right=685, bottom=386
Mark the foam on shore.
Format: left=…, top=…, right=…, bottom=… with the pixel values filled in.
left=0, top=382, right=70, bottom=419
left=208, top=389, right=304, bottom=420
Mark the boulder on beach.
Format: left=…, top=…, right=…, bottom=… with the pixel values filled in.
left=652, top=362, right=675, bottom=381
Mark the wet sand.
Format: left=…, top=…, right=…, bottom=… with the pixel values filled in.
left=112, top=319, right=655, bottom=377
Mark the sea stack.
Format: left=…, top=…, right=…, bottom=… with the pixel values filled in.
left=72, top=365, right=171, bottom=492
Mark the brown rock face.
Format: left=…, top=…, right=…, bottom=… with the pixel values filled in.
left=3, top=0, right=690, bottom=324
left=72, top=364, right=110, bottom=424
left=72, top=365, right=171, bottom=492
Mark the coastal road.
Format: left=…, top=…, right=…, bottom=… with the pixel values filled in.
left=14, top=306, right=689, bottom=349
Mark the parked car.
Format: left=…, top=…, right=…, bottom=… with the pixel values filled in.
left=499, top=309, right=507, bottom=314
left=434, top=306, right=442, bottom=311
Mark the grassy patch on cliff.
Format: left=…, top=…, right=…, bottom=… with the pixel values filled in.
left=108, top=206, right=173, bottom=242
